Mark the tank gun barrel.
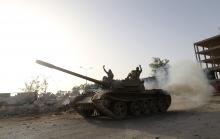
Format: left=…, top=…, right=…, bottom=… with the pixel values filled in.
left=36, top=60, right=107, bottom=87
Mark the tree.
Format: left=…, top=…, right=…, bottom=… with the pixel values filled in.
left=82, top=83, right=99, bottom=91
left=71, top=83, right=99, bottom=95
left=21, top=76, right=48, bottom=93
left=149, top=57, right=169, bottom=76
left=71, top=86, right=81, bottom=96
left=41, top=79, right=48, bottom=93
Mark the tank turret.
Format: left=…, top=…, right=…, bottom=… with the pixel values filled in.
left=36, top=60, right=144, bottom=91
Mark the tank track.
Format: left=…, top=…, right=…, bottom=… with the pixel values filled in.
left=92, top=90, right=171, bottom=119
left=72, top=89, right=171, bottom=120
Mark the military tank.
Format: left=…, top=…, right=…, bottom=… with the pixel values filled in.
left=36, top=60, right=171, bottom=120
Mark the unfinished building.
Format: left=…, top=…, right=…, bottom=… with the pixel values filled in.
left=194, top=34, right=220, bottom=94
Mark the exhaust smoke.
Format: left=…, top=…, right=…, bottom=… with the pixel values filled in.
left=156, top=61, right=213, bottom=110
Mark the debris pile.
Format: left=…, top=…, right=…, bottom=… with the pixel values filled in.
left=0, top=92, right=74, bottom=117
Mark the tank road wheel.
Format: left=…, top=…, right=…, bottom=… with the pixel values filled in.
left=112, top=101, right=127, bottom=119
left=129, top=101, right=142, bottom=116
left=158, top=96, right=171, bottom=112
left=149, top=99, right=159, bottom=113
left=157, top=98, right=168, bottom=112
left=141, top=101, right=150, bottom=115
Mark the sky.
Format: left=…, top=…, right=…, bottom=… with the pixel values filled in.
left=0, top=0, right=220, bottom=93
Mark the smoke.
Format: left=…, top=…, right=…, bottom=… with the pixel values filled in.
left=156, top=60, right=213, bottom=110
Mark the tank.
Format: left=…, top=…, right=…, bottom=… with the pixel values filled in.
left=36, top=60, right=171, bottom=119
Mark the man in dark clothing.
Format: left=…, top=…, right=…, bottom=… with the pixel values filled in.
left=126, top=65, right=142, bottom=80
left=103, top=65, right=114, bottom=80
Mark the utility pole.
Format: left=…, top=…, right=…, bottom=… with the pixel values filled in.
left=80, top=66, right=93, bottom=85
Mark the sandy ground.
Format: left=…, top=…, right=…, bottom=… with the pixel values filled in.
left=0, top=96, right=220, bottom=139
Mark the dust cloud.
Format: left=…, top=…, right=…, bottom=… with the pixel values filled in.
left=157, top=61, right=213, bottom=110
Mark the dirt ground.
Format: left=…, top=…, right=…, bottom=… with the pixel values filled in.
left=0, top=96, right=220, bottom=139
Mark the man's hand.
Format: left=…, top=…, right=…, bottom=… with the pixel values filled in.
left=139, top=65, right=142, bottom=71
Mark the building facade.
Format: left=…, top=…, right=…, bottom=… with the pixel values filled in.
left=194, top=34, right=220, bottom=93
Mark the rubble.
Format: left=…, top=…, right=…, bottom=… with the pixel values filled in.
left=0, top=92, right=75, bottom=117
left=0, top=92, right=37, bottom=106
left=0, top=104, right=39, bottom=116
left=0, top=93, right=10, bottom=98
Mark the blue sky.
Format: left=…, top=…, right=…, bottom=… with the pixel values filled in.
left=0, top=0, right=219, bottom=92
left=66, top=0, right=220, bottom=68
